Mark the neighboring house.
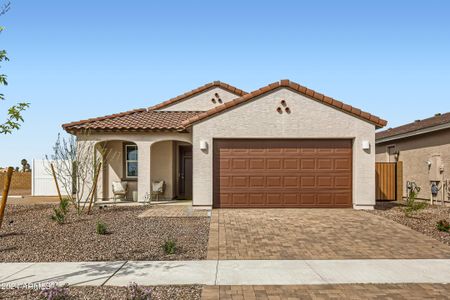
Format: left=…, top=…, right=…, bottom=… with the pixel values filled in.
left=376, top=112, right=450, bottom=202
left=63, top=80, right=386, bottom=209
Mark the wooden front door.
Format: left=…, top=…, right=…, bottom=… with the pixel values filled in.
left=179, top=146, right=193, bottom=199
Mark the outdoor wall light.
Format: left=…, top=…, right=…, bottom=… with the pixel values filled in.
left=362, top=140, right=370, bottom=150
left=200, top=140, right=208, bottom=151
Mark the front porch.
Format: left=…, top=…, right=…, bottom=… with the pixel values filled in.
left=84, top=132, right=193, bottom=203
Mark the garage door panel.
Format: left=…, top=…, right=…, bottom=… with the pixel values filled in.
left=232, top=176, right=248, bottom=187
left=249, top=158, right=265, bottom=169
left=283, top=158, right=299, bottom=169
left=214, top=139, right=352, bottom=208
left=249, top=176, right=265, bottom=187
left=283, top=194, right=299, bottom=205
left=300, top=193, right=316, bottom=205
left=266, top=176, right=282, bottom=187
left=317, top=159, right=333, bottom=170
left=317, top=176, right=334, bottom=188
left=300, top=159, right=315, bottom=170
left=317, top=193, right=333, bottom=205
left=266, top=159, right=282, bottom=169
left=283, top=176, right=299, bottom=188
left=301, top=176, right=316, bottom=188
left=231, top=159, right=248, bottom=170
left=267, top=193, right=282, bottom=205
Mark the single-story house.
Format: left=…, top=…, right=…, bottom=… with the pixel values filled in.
left=63, top=80, right=386, bottom=209
left=376, top=112, right=450, bottom=202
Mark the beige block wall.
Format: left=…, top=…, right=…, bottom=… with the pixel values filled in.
left=151, top=140, right=175, bottom=199
left=376, top=129, right=450, bottom=201
left=192, top=88, right=377, bottom=209
left=159, top=87, right=240, bottom=111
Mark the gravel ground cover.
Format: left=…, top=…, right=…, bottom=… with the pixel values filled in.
left=0, top=285, right=201, bottom=300
left=0, top=204, right=209, bottom=262
left=368, top=201, right=450, bottom=246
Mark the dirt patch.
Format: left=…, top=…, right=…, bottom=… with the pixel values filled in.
left=0, top=285, right=201, bottom=300
left=368, top=202, right=450, bottom=246
left=0, top=204, right=209, bottom=262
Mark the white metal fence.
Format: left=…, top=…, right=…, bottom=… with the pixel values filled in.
left=32, top=159, right=71, bottom=196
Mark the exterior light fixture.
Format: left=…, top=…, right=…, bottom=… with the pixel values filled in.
left=200, top=140, right=208, bottom=151
left=362, top=140, right=370, bottom=150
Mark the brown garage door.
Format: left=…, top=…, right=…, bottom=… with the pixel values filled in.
left=213, top=139, right=352, bottom=208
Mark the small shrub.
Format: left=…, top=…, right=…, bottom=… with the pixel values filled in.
left=163, top=238, right=177, bottom=255
left=127, top=282, right=152, bottom=300
left=59, top=197, right=70, bottom=214
left=51, top=208, right=65, bottom=224
left=436, top=220, right=450, bottom=232
left=39, top=284, right=71, bottom=300
left=404, top=184, right=426, bottom=217
left=96, top=220, right=108, bottom=235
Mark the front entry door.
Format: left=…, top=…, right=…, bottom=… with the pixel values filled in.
left=179, top=146, right=193, bottom=199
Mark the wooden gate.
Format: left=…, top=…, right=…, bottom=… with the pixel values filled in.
left=375, top=162, right=403, bottom=201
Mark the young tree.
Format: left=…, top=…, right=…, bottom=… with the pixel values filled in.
left=1, top=1, right=29, bottom=134
left=46, top=132, right=112, bottom=214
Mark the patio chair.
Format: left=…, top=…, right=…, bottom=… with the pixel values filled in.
left=112, top=181, right=128, bottom=202
left=151, top=180, right=165, bottom=202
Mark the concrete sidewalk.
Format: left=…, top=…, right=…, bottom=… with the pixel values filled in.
left=1, top=259, right=450, bottom=288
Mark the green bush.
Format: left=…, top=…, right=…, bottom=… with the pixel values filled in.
left=59, top=197, right=70, bottom=214
left=404, top=184, right=426, bottom=217
left=163, top=238, right=177, bottom=255
left=51, top=208, right=65, bottom=224
left=96, top=220, right=108, bottom=235
left=436, top=220, right=450, bottom=232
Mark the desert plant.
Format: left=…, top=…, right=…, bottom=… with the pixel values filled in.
left=404, top=183, right=426, bottom=216
left=51, top=208, right=66, bottom=224
left=96, top=220, right=108, bottom=235
left=436, top=220, right=450, bottom=232
left=39, top=283, right=71, bottom=300
left=127, top=282, right=152, bottom=300
left=59, top=197, right=70, bottom=215
left=163, top=238, right=177, bottom=255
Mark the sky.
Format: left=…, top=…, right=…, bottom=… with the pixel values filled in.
left=0, top=0, right=449, bottom=167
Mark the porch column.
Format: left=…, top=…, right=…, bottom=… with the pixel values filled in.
left=136, top=141, right=153, bottom=202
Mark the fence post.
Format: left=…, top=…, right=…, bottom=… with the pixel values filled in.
left=0, top=167, right=14, bottom=230
left=396, top=161, right=403, bottom=201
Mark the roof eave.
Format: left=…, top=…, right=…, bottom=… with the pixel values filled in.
left=376, top=122, right=450, bottom=144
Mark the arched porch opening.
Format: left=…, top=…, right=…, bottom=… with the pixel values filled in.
left=150, top=140, right=193, bottom=201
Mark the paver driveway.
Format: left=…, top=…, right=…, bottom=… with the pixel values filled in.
left=202, top=284, right=450, bottom=299
left=207, top=209, right=450, bottom=260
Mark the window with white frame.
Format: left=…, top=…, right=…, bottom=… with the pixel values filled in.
left=125, top=144, right=138, bottom=178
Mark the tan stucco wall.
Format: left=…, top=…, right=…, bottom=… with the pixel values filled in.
left=192, top=87, right=377, bottom=209
left=101, top=140, right=124, bottom=199
left=151, top=140, right=175, bottom=199
left=77, top=132, right=192, bottom=202
left=376, top=129, right=450, bottom=201
left=159, top=87, right=240, bottom=111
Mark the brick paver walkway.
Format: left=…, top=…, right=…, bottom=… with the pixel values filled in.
left=201, top=284, right=450, bottom=299
left=207, top=209, right=450, bottom=260
left=138, top=205, right=210, bottom=218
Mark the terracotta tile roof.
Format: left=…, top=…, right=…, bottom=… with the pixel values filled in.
left=62, top=110, right=203, bottom=132
left=148, top=81, right=247, bottom=110
left=182, top=80, right=388, bottom=129
left=376, top=112, right=450, bottom=141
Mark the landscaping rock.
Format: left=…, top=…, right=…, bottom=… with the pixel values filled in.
left=0, top=204, right=209, bottom=262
